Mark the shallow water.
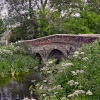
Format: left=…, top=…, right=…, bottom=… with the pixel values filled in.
left=0, top=72, right=40, bottom=100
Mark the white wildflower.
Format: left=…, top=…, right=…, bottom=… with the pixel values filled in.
left=79, top=70, right=84, bottom=73
left=14, top=46, right=20, bottom=51
left=86, top=90, right=93, bottom=95
left=43, top=94, right=46, bottom=97
left=39, top=85, right=43, bottom=90
left=47, top=59, right=56, bottom=64
left=54, top=92, right=58, bottom=94
left=43, top=80, right=47, bottom=83
left=73, top=92, right=79, bottom=96
left=36, top=83, right=39, bottom=87
left=80, top=52, right=85, bottom=55
left=48, top=61, right=53, bottom=64
left=59, top=70, right=63, bottom=73
left=68, top=80, right=74, bottom=86
left=62, top=63, right=73, bottom=67
left=57, top=85, right=63, bottom=90
left=80, top=90, right=85, bottom=94
left=74, top=82, right=79, bottom=85
left=53, top=85, right=62, bottom=90
left=71, top=71, right=77, bottom=75
left=83, top=66, right=87, bottom=68
left=74, top=90, right=85, bottom=95
left=61, top=97, right=66, bottom=99
left=41, top=67, right=49, bottom=71
left=47, top=71, right=52, bottom=74
left=57, top=85, right=61, bottom=87
left=48, top=88, right=52, bottom=92
left=76, top=70, right=80, bottom=73
left=83, top=57, right=88, bottom=61
left=74, top=51, right=79, bottom=55
left=53, top=86, right=57, bottom=90
left=68, top=90, right=85, bottom=98
left=15, top=41, right=18, bottom=44
left=73, top=54, right=78, bottom=58
left=68, top=94, right=74, bottom=98
left=31, top=80, right=36, bottom=82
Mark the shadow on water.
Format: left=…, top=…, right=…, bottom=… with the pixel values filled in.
left=0, top=69, right=42, bottom=100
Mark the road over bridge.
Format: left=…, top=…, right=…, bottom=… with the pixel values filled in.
left=18, top=34, right=100, bottom=63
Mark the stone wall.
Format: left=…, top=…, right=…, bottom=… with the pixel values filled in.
left=18, top=34, right=100, bottom=62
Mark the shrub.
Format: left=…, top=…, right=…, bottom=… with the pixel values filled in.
left=32, top=40, right=100, bottom=100
left=0, top=44, right=39, bottom=77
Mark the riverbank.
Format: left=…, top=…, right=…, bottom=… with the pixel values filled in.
left=0, top=44, right=39, bottom=77
left=33, top=40, right=100, bottom=100
left=0, top=39, right=100, bottom=100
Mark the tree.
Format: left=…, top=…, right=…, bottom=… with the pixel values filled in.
left=0, top=19, right=5, bottom=34
left=5, top=0, right=51, bottom=40
left=86, top=0, right=100, bottom=13
left=80, top=6, right=100, bottom=34
left=4, top=0, right=100, bottom=42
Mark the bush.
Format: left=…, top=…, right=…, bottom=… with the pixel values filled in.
left=32, top=40, right=100, bottom=100
left=0, top=44, right=39, bottom=77
left=9, top=26, right=25, bottom=42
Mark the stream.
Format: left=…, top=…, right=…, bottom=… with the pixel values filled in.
left=0, top=71, right=41, bottom=100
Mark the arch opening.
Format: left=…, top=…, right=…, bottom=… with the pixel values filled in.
left=35, top=53, right=42, bottom=64
left=48, top=49, right=66, bottom=64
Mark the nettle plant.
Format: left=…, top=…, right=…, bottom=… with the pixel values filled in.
left=31, top=40, right=100, bottom=100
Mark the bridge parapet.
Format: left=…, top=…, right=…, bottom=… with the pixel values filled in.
left=18, top=34, right=100, bottom=63
left=18, top=34, right=99, bottom=47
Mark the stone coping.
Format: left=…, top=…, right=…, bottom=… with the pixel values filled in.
left=18, top=34, right=100, bottom=43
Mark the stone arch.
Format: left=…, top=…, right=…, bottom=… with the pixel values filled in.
left=35, top=53, right=42, bottom=64
left=47, top=49, right=66, bottom=64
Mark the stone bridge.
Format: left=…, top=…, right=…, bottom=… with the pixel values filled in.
left=19, top=34, right=100, bottom=63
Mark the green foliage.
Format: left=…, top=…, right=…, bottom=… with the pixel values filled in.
left=6, top=0, right=100, bottom=41
left=9, top=7, right=100, bottom=42
left=62, top=17, right=91, bottom=34
left=62, top=7, right=100, bottom=34
left=33, top=40, right=100, bottom=100
left=9, top=26, right=25, bottom=42
left=80, top=7, right=100, bottom=34
left=37, top=10, right=62, bottom=37
left=0, top=19, right=6, bottom=34
left=0, top=44, right=39, bottom=77
left=0, top=19, right=3, bottom=28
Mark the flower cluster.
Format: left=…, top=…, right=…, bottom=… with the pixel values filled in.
left=73, top=51, right=85, bottom=58
left=68, top=89, right=93, bottom=98
left=68, top=80, right=79, bottom=86
left=86, top=90, right=93, bottom=95
left=33, top=47, right=97, bottom=100
left=61, top=62, right=73, bottom=67
left=71, top=69, right=84, bottom=75
left=52, top=85, right=63, bottom=90
left=0, top=49, right=13, bottom=55
left=82, top=57, right=88, bottom=61
left=68, top=90, right=85, bottom=98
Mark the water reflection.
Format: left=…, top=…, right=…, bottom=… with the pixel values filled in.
left=0, top=72, right=40, bottom=100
